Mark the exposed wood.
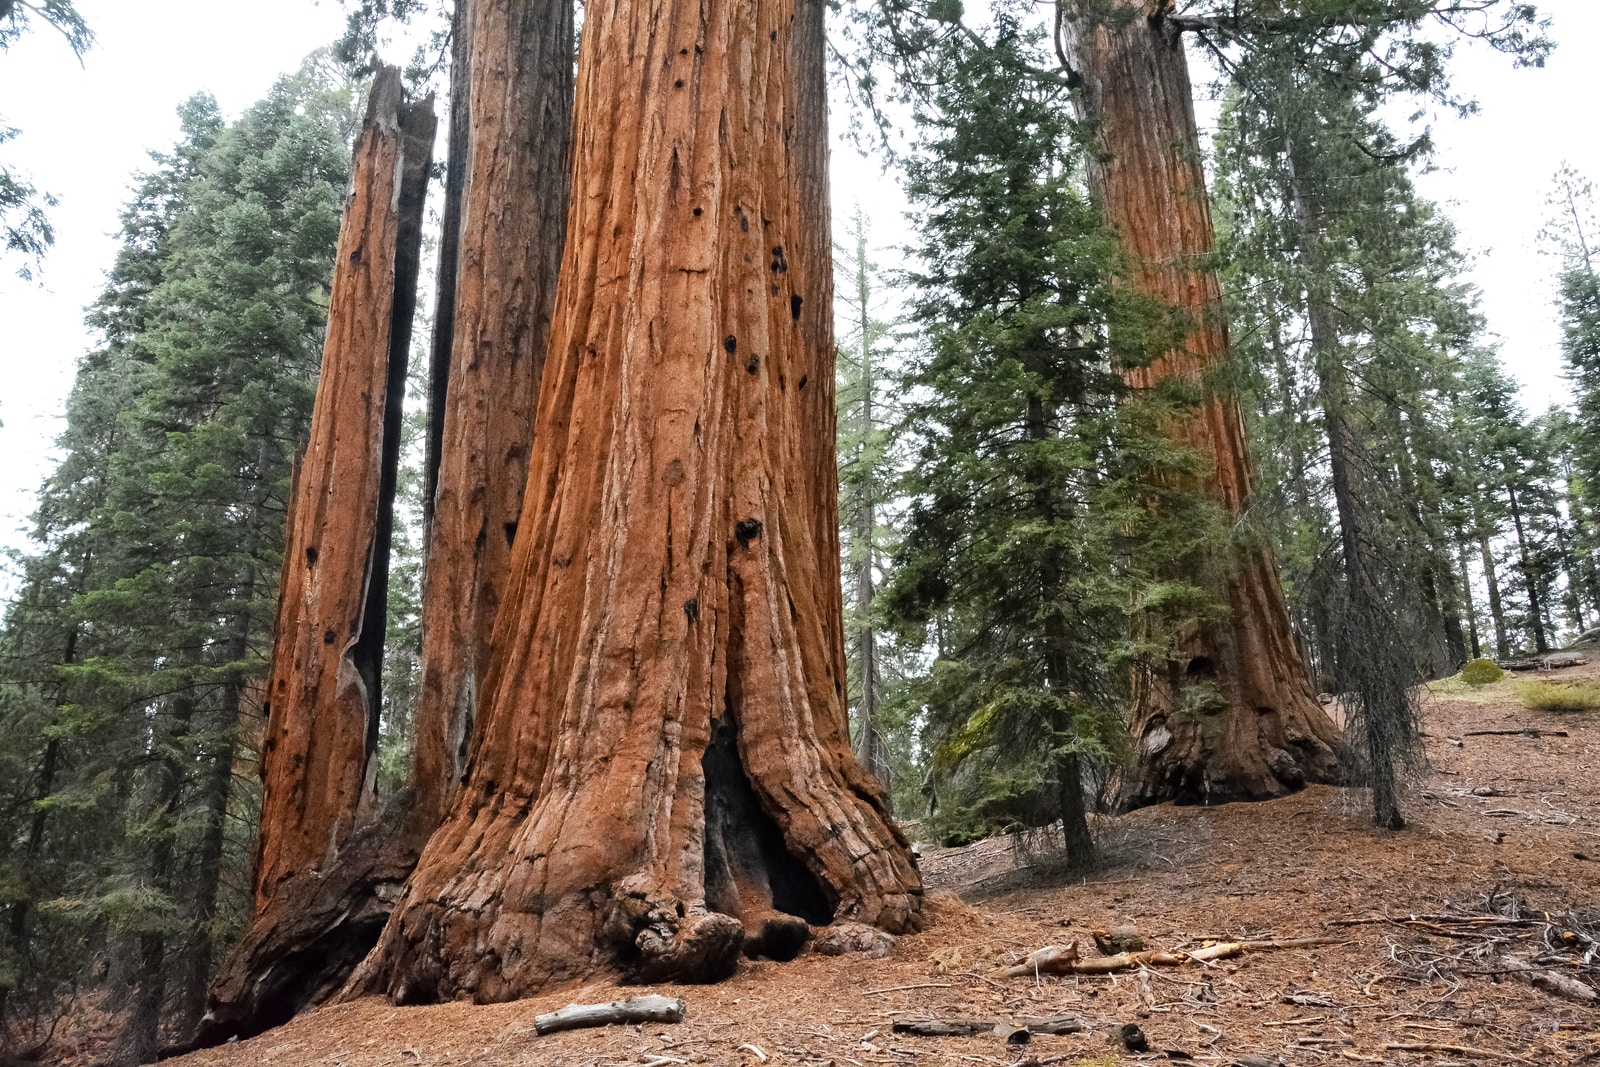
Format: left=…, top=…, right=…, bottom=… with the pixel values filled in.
left=999, top=937, right=1342, bottom=977
left=532, top=995, right=687, bottom=1035
left=1060, top=0, right=1342, bottom=809
left=348, top=0, right=921, bottom=1003
left=251, top=66, right=436, bottom=909
left=410, top=0, right=576, bottom=831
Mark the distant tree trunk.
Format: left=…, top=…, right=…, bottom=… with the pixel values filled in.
left=1456, top=531, right=1482, bottom=660
left=130, top=695, right=198, bottom=1063
left=350, top=0, right=921, bottom=1003
left=1479, top=524, right=1511, bottom=658
left=1502, top=479, right=1549, bottom=653
left=1060, top=0, right=1341, bottom=808
left=409, top=0, right=575, bottom=832
left=193, top=69, right=434, bottom=1051
left=1281, top=145, right=1413, bottom=829
left=848, top=223, right=887, bottom=793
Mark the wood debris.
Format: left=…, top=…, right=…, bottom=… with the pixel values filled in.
left=533, top=995, right=687, bottom=1036
left=998, top=937, right=1341, bottom=978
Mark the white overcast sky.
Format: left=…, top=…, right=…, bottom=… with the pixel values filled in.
left=0, top=0, right=1593, bottom=572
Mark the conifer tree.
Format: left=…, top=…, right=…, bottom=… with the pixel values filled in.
left=881, top=19, right=1218, bottom=858
left=835, top=207, right=900, bottom=795
left=0, top=60, right=354, bottom=1057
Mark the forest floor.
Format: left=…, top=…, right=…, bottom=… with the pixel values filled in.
left=161, top=669, right=1600, bottom=1067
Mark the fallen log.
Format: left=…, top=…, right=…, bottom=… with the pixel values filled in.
left=1463, top=729, right=1568, bottom=738
left=999, top=937, right=1342, bottom=978
left=533, top=995, right=687, bottom=1035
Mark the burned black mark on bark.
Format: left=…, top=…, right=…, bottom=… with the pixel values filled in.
left=790, top=294, right=803, bottom=321
left=683, top=598, right=699, bottom=623
left=746, top=353, right=761, bottom=375
left=735, top=519, right=763, bottom=547
left=769, top=246, right=787, bottom=274
left=724, top=335, right=738, bottom=355
left=503, top=520, right=518, bottom=548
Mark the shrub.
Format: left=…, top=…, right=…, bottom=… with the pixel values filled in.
left=1516, top=680, right=1600, bottom=713
left=1459, top=658, right=1505, bottom=687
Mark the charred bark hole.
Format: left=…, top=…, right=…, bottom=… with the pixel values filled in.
left=790, top=294, right=803, bottom=321
left=735, top=518, right=764, bottom=547
left=1185, top=656, right=1217, bottom=680
left=702, top=712, right=833, bottom=961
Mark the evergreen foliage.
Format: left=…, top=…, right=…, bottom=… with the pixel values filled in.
left=881, top=19, right=1217, bottom=857
left=0, top=59, right=355, bottom=1056
left=0, top=0, right=89, bottom=279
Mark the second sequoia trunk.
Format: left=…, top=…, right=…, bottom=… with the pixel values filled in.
left=1060, top=0, right=1341, bottom=807
left=410, top=0, right=575, bottom=832
left=351, top=0, right=921, bottom=1003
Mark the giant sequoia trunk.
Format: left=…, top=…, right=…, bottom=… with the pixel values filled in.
left=409, top=0, right=575, bottom=832
left=194, top=68, right=434, bottom=1047
left=1060, top=0, right=1341, bottom=807
left=350, top=0, right=921, bottom=1003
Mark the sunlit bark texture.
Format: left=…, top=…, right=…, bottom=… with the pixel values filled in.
left=197, top=67, right=435, bottom=1046
left=352, top=0, right=922, bottom=1003
left=410, top=0, right=575, bottom=832
left=1061, top=0, right=1342, bottom=807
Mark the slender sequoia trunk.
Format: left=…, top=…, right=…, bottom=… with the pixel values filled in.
left=1060, top=0, right=1340, bottom=808
left=252, top=68, right=434, bottom=905
left=193, top=69, right=434, bottom=1049
left=409, top=0, right=575, bottom=832
left=351, top=0, right=921, bottom=1003
left=1479, top=525, right=1511, bottom=659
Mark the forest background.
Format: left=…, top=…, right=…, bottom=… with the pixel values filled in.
left=3, top=0, right=1600, bottom=1058
left=1, top=0, right=1597, bottom=564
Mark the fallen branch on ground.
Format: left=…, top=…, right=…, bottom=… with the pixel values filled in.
left=1384, top=1041, right=1531, bottom=1063
left=1462, top=728, right=1568, bottom=738
left=892, top=1015, right=1085, bottom=1040
left=997, top=937, right=1342, bottom=978
left=533, top=995, right=687, bottom=1035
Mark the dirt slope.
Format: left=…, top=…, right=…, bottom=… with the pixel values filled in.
left=165, top=669, right=1599, bottom=1067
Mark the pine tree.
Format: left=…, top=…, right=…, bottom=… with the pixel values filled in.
left=0, top=59, right=355, bottom=1058
left=881, top=19, right=1218, bottom=859
left=835, top=206, right=901, bottom=796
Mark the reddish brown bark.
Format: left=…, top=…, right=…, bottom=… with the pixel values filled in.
left=252, top=68, right=436, bottom=906
left=1060, top=0, right=1341, bottom=807
left=349, top=0, right=921, bottom=1003
left=190, top=70, right=436, bottom=1052
left=410, top=0, right=575, bottom=831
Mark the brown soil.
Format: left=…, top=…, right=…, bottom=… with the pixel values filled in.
left=165, top=669, right=1600, bottom=1067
